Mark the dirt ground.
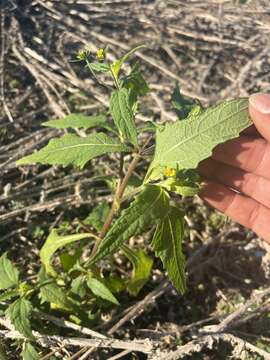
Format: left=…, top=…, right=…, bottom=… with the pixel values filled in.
left=1, top=0, right=270, bottom=359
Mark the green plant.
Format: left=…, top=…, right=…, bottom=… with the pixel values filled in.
left=1, top=45, right=252, bottom=358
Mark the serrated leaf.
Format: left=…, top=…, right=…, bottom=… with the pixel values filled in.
left=0, top=288, right=19, bottom=303
left=21, top=343, right=39, bottom=360
left=149, top=98, right=252, bottom=179
left=39, top=282, right=72, bottom=311
left=40, top=230, right=92, bottom=276
left=110, top=88, right=138, bottom=146
left=17, top=133, right=129, bottom=168
left=89, top=185, right=170, bottom=265
left=6, top=298, right=33, bottom=339
left=151, top=206, right=186, bottom=294
left=122, top=245, right=153, bottom=296
left=87, top=277, right=119, bottom=305
left=0, top=254, right=19, bottom=291
left=83, top=203, right=110, bottom=232
left=42, top=113, right=107, bottom=130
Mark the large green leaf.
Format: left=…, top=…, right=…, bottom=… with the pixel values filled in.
left=149, top=98, right=251, bottom=179
left=110, top=88, right=138, bottom=146
left=42, top=113, right=107, bottom=129
left=40, top=230, right=92, bottom=276
left=86, top=277, right=119, bottom=305
left=17, top=133, right=129, bottom=168
left=6, top=298, right=34, bottom=339
left=0, top=254, right=19, bottom=291
left=21, top=343, right=39, bottom=360
left=122, top=245, right=153, bottom=296
left=89, top=185, right=169, bottom=265
left=151, top=206, right=186, bottom=294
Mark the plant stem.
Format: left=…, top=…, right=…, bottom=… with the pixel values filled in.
left=90, top=153, right=140, bottom=257
left=119, top=153, right=124, bottom=183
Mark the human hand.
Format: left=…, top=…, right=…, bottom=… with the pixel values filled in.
left=199, top=93, right=270, bottom=243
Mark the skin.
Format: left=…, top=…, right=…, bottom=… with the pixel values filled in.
left=199, top=93, right=270, bottom=244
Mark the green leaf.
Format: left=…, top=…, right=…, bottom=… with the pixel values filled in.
left=86, top=277, right=119, bottom=305
left=89, top=185, right=170, bottom=265
left=149, top=98, right=251, bottom=178
left=60, top=247, right=83, bottom=272
left=6, top=298, right=33, bottom=339
left=122, top=62, right=149, bottom=105
left=17, top=133, right=129, bottom=168
left=39, top=281, right=72, bottom=311
left=111, top=44, right=145, bottom=80
left=151, top=206, right=186, bottom=294
left=110, top=88, right=138, bottom=146
left=40, top=230, right=92, bottom=276
left=0, top=254, right=19, bottom=291
left=21, top=343, right=39, bottom=360
left=122, top=245, right=153, bottom=296
left=160, top=169, right=201, bottom=197
left=83, top=203, right=110, bottom=232
left=172, top=83, right=201, bottom=119
left=42, top=114, right=107, bottom=130
left=70, top=276, right=87, bottom=299
left=102, top=276, right=125, bottom=294
left=0, top=288, right=19, bottom=303
left=87, top=62, right=110, bottom=73
left=170, top=182, right=200, bottom=197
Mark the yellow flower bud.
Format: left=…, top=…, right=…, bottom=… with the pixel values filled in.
left=76, top=48, right=90, bottom=61
left=96, top=48, right=105, bottom=61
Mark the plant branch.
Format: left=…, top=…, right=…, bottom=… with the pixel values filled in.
left=90, top=153, right=141, bottom=257
left=0, top=317, right=156, bottom=354
left=158, top=333, right=270, bottom=360
left=119, top=153, right=124, bottom=183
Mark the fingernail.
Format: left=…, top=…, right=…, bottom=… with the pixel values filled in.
left=249, top=93, right=270, bottom=114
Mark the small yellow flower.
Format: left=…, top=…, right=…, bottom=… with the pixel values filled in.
left=163, top=167, right=176, bottom=177
left=96, top=48, right=105, bottom=61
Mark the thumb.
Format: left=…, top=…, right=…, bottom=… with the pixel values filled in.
left=249, top=93, right=270, bottom=142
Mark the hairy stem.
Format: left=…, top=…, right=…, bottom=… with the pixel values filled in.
left=90, top=153, right=141, bottom=257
